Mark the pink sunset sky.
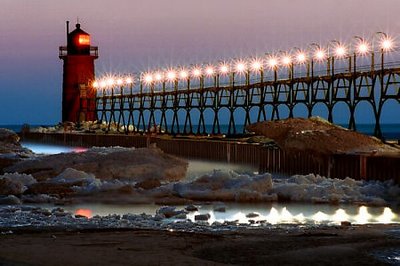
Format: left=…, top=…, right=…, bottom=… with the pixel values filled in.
left=1, top=0, right=399, bottom=124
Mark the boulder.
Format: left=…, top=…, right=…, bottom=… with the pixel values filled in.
left=5, top=147, right=188, bottom=182
left=194, top=213, right=210, bottom=221
left=0, top=178, right=25, bottom=195
left=0, top=195, right=21, bottom=205
left=246, top=212, right=259, bottom=218
left=0, top=129, right=34, bottom=173
left=135, top=179, right=162, bottom=190
left=185, top=204, right=199, bottom=212
left=25, top=183, right=75, bottom=196
left=213, top=204, right=226, bottom=212
left=157, top=206, right=178, bottom=218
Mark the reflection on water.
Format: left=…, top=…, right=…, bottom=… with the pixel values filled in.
left=62, top=202, right=400, bottom=225
left=22, top=142, right=87, bottom=154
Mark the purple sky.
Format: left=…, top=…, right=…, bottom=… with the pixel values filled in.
left=1, top=0, right=399, bottom=124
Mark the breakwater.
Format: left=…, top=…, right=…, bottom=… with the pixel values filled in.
left=21, top=132, right=400, bottom=184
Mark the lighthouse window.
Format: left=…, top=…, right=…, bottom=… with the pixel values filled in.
left=78, top=35, right=90, bottom=45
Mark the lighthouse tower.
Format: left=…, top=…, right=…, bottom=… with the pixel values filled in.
left=59, top=21, right=98, bottom=123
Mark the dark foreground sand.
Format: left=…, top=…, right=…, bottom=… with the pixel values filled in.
left=0, top=225, right=399, bottom=266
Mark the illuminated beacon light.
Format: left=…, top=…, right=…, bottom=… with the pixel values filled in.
left=251, top=60, right=262, bottom=71
left=144, top=74, right=153, bottom=84
left=219, top=64, right=229, bottom=74
left=335, top=46, right=346, bottom=57
left=192, top=68, right=202, bottom=77
left=106, top=78, right=115, bottom=86
left=155, top=72, right=163, bottom=82
left=205, top=66, right=214, bottom=76
left=100, top=80, right=107, bottom=89
left=116, top=78, right=123, bottom=86
left=126, top=77, right=133, bottom=84
left=296, top=52, right=306, bottom=63
left=315, top=49, right=326, bottom=60
left=282, top=56, right=292, bottom=66
left=92, top=81, right=99, bottom=88
left=78, top=35, right=90, bottom=45
left=381, top=38, right=393, bottom=51
left=235, top=62, right=246, bottom=72
left=166, top=71, right=177, bottom=81
left=357, top=43, right=369, bottom=54
left=179, top=70, right=188, bottom=79
left=268, top=57, right=278, bottom=68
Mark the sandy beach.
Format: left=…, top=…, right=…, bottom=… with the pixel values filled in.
left=0, top=224, right=399, bottom=265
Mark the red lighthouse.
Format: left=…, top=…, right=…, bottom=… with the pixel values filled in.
left=59, top=21, right=98, bottom=123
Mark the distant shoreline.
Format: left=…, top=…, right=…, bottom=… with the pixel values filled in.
left=2, top=123, right=400, bottom=140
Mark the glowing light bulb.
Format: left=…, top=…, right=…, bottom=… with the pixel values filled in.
left=335, top=46, right=346, bottom=57
left=251, top=60, right=262, bottom=71
left=296, top=53, right=306, bottom=63
left=92, top=81, right=99, bottom=88
left=381, top=38, right=393, bottom=51
left=268, top=57, right=278, bottom=68
left=100, top=80, right=107, bottom=89
left=107, top=78, right=115, bottom=86
left=167, top=71, right=176, bottom=81
left=192, top=68, right=202, bottom=77
left=126, top=77, right=133, bottom=84
left=315, top=50, right=326, bottom=60
left=179, top=70, right=188, bottom=79
left=357, top=43, right=369, bottom=54
left=220, top=64, right=229, bottom=74
left=144, top=74, right=153, bottom=84
left=116, top=79, right=123, bottom=86
left=235, top=62, right=246, bottom=72
left=205, top=66, right=214, bottom=76
left=155, top=72, right=163, bottom=82
left=282, top=56, right=292, bottom=66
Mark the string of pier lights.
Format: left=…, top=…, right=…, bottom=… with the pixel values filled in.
left=92, top=32, right=396, bottom=92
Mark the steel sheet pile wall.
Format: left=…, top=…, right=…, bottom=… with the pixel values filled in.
left=22, top=132, right=399, bottom=183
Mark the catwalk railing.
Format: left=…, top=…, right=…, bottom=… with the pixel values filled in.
left=94, top=52, right=400, bottom=137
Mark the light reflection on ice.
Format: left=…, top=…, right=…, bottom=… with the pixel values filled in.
left=75, top=209, right=93, bottom=218
left=61, top=203, right=400, bottom=226
left=332, top=209, right=349, bottom=223
left=377, top=207, right=396, bottom=224
left=355, top=206, right=372, bottom=224
left=312, top=211, right=330, bottom=223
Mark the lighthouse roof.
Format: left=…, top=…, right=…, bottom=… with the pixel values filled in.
left=69, top=23, right=90, bottom=37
